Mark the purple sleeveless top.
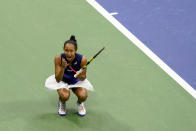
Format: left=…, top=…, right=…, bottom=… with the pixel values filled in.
left=61, top=53, right=83, bottom=85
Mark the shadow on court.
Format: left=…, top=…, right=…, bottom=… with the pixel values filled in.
left=33, top=110, right=132, bottom=131
left=0, top=97, right=133, bottom=131
left=36, top=94, right=133, bottom=131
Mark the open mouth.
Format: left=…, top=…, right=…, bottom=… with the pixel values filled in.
left=66, top=56, right=72, bottom=60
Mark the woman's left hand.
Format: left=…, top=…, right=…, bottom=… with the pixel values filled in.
left=75, top=69, right=86, bottom=81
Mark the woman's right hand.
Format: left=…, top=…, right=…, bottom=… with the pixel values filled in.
left=61, top=58, right=68, bottom=69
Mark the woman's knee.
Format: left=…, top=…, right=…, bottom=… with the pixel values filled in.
left=79, top=94, right=88, bottom=101
left=61, top=92, right=70, bottom=101
left=77, top=89, right=88, bottom=101
left=58, top=89, right=70, bottom=101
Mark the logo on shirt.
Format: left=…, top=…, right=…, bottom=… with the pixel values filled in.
left=74, top=61, right=77, bottom=65
left=67, top=69, right=73, bottom=72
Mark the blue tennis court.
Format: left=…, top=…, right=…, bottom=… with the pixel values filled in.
left=91, top=0, right=196, bottom=95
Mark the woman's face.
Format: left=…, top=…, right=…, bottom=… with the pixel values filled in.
left=64, top=43, right=76, bottom=62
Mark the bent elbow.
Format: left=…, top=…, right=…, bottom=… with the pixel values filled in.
left=55, top=77, right=61, bottom=83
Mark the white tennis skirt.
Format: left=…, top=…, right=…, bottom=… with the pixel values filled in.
left=45, top=75, right=94, bottom=91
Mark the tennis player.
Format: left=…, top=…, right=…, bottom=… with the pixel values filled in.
left=53, top=35, right=93, bottom=116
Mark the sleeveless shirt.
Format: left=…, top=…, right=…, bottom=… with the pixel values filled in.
left=61, top=53, right=83, bottom=85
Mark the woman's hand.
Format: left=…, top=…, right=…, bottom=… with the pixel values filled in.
left=75, top=68, right=86, bottom=81
left=61, top=58, right=68, bottom=69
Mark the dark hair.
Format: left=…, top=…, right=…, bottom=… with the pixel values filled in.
left=64, top=35, right=78, bottom=50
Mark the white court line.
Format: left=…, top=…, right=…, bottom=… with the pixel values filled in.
left=110, top=12, right=118, bottom=16
left=86, top=0, right=196, bottom=99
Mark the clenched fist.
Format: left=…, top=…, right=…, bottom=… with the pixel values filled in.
left=61, top=58, right=68, bottom=69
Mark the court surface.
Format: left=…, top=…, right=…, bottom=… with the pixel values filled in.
left=0, top=0, right=196, bottom=131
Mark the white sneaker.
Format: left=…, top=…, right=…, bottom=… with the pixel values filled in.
left=58, top=100, right=66, bottom=116
left=77, top=102, right=86, bottom=116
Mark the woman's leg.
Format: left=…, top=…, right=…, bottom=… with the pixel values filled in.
left=57, top=88, right=70, bottom=116
left=72, top=87, right=87, bottom=104
left=72, top=87, right=88, bottom=116
left=57, top=88, right=70, bottom=103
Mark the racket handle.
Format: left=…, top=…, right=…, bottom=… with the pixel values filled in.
left=74, top=68, right=84, bottom=78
